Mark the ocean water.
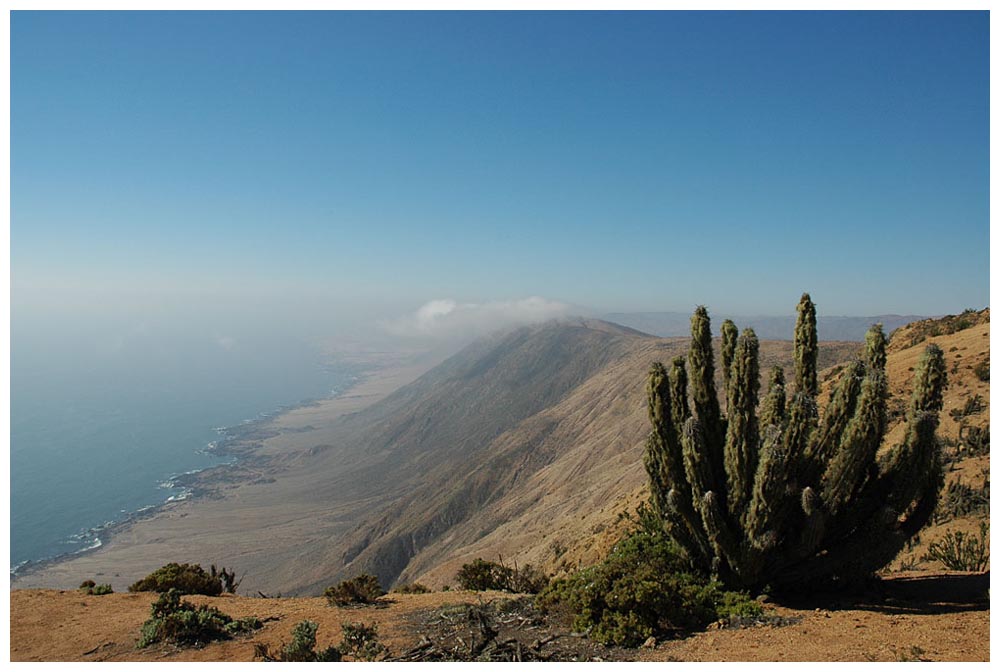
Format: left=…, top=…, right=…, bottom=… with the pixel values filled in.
left=11, top=322, right=360, bottom=571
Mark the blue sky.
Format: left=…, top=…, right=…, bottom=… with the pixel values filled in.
left=12, top=11, right=989, bottom=318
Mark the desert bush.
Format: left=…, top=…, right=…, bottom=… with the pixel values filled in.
left=455, top=558, right=548, bottom=593
left=643, top=294, right=947, bottom=591
left=136, top=588, right=260, bottom=648
left=392, top=582, right=431, bottom=594
left=255, top=620, right=342, bottom=662
left=509, top=564, right=549, bottom=594
left=210, top=564, right=241, bottom=594
left=959, top=424, right=990, bottom=456
left=324, top=574, right=385, bottom=606
left=129, top=563, right=224, bottom=596
left=79, top=580, right=114, bottom=595
left=339, top=622, right=388, bottom=661
left=537, top=507, right=760, bottom=647
left=933, top=477, right=989, bottom=523
left=950, top=394, right=984, bottom=420
left=922, top=523, right=989, bottom=572
left=973, top=359, right=989, bottom=382
left=456, top=559, right=514, bottom=591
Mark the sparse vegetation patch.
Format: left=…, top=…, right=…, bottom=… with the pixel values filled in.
left=136, top=588, right=260, bottom=648
left=537, top=506, right=762, bottom=648
left=325, top=574, right=385, bottom=606
left=922, top=523, right=990, bottom=572
left=79, top=580, right=113, bottom=595
left=128, top=562, right=239, bottom=596
left=455, top=557, right=548, bottom=594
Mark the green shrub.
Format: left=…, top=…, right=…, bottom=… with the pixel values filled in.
left=392, top=582, right=431, bottom=594
left=454, top=558, right=548, bottom=593
left=324, top=574, right=385, bottom=606
left=255, top=620, right=342, bottom=662
left=456, top=559, right=513, bottom=591
left=129, top=563, right=223, bottom=596
left=922, top=523, right=990, bottom=572
left=136, top=588, right=261, bottom=648
left=79, top=579, right=114, bottom=595
left=339, top=622, right=387, bottom=661
left=510, top=564, right=549, bottom=594
left=973, top=359, right=989, bottom=382
left=537, top=507, right=761, bottom=647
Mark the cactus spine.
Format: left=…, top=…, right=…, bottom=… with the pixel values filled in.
left=642, top=294, right=946, bottom=590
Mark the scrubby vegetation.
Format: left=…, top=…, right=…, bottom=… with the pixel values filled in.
left=78, top=580, right=113, bottom=595
left=324, top=574, right=385, bottom=606
left=339, top=622, right=388, bottom=661
left=255, top=620, right=387, bottom=661
left=128, top=562, right=239, bottom=596
left=455, top=557, right=548, bottom=593
left=923, top=523, right=990, bottom=572
left=255, top=620, right=342, bottom=662
left=643, top=294, right=947, bottom=591
left=934, top=476, right=990, bottom=524
left=136, top=588, right=260, bottom=648
left=392, top=582, right=431, bottom=594
left=537, top=505, right=761, bottom=647
left=891, top=308, right=988, bottom=350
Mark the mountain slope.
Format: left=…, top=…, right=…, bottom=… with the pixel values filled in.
left=605, top=311, right=927, bottom=341
left=12, top=319, right=645, bottom=595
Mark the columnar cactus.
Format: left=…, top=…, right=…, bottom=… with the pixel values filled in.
left=643, top=293, right=946, bottom=590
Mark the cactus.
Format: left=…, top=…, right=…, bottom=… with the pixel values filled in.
left=642, top=294, right=946, bottom=591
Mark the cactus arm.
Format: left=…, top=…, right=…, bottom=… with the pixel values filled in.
left=720, top=319, right=739, bottom=400
left=759, top=366, right=786, bottom=430
left=724, top=328, right=761, bottom=520
left=689, top=306, right=725, bottom=487
left=794, top=293, right=819, bottom=397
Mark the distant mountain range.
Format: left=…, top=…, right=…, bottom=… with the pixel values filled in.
left=602, top=312, right=928, bottom=342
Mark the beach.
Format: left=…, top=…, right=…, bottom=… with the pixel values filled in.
left=10, top=350, right=442, bottom=594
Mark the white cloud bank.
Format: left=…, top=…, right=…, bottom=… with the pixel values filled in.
left=382, top=296, right=572, bottom=340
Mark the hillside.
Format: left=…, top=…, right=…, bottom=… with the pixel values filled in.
left=13, top=310, right=987, bottom=599
left=10, top=309, right=990, bottom=662
left=14, top=317, right=858, bottom=595
left=604, top=311, right=927, bottom=341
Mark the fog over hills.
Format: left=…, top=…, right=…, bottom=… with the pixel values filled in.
left=603, top=312, right=927, bottom=342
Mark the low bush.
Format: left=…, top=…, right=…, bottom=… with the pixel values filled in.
left=933, top=477, right=989, bottom=523
left=255, top=620, right=388, bottom=662
left=537, top=506, right=762, bottom=647
left=325, top=574, right=385, bottom=606
left=456, top=558, right=513, bottom=591
left=973, top=359, right=989, bottom=382
left=392, top=582, right=431, bottom=594
left=339, top=622, right=388, bottom=661
left=129, top=563, right=224, bottom=596
left=455, top=558, right=549, bottom=594
left=255, top=620, right=342, bottom=662
left=136, top=588, right=261, bottom=648
left=79, top=580, right=113, bottom=595
left=922, top=523, right=990, bottom=572
left=959, top=425, right=990, bottom=456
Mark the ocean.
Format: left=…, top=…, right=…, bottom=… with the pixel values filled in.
left=11, top=324, right=360, bottom=572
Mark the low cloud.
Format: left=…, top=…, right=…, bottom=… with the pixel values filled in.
left=382, top=296, right=572, bottom=340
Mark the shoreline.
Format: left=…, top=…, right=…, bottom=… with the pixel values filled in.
left=10, top=351, right=440, bottom=587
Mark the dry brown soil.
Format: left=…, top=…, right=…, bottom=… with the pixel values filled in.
left=10, top=571, right=988, bottom=662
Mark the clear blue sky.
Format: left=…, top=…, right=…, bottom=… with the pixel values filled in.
left=12, top=11, right=989, bottom=317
